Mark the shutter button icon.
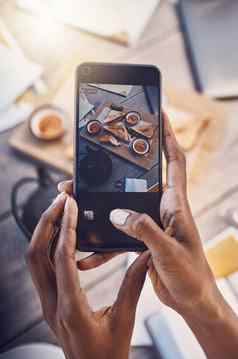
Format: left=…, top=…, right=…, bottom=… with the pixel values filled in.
left=84, top=210, right=94, bottom=221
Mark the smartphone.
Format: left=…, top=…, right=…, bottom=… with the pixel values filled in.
left=74, top=62, right=162, bottom=251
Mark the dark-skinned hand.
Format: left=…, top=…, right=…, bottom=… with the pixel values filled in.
left=27, top=194, right=150, bottom=359
left=58, top=112, right=221, bottom=319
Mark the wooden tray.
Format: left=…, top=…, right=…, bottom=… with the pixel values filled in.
left=80, top=102, right=159, bottom=170
left=9, top=84, right=226, bottom=186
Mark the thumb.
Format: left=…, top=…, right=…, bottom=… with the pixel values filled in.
left=110, top=209, right=173, bottom=256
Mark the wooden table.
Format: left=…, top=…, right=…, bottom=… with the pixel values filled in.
left=1, top=0, right=238, bottom=357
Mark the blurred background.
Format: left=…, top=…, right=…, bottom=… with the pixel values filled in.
left=0, top=1, right=238, bottom=358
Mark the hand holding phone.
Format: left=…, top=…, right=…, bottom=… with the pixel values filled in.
left=26, top=191, right=150, bottom=359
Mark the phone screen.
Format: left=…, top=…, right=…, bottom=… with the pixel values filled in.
left=76, top=80, right=161, bottom=250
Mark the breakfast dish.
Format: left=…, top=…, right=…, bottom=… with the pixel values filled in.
left=104, top=122, right=131, bottom=142
left=29, top=105, right=66, bottom=141
left=9, top=80, right=222, bottom=193
left=98, top=134, right=120, bottom=146
left=131, top=120, right=155, bottom=139
left=131, top=138, right=150, bottom=156
left=103, top=109, right=125, bottom=124
left=125, top=111, right=141, bottom=126
left=79, top=101, right=159, bottom=170
left=86, top=120, right=102, bottom=135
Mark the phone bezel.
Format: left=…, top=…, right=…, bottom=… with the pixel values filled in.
left=74, top=62, right=162, bottom=252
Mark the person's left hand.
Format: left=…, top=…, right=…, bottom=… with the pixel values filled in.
left=26, top=193, right=149, bottom=359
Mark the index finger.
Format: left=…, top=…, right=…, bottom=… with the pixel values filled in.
left=112, top=251, right=150, bottom=329
left=27, top=192, right=67, bottom=316
left=163, top=111, right=187, bottom=191
left=30, top=192, right=67, bottom=254
left=77, top=252, right=123, bottom=270
left=54, top=196, right=91, bottom=318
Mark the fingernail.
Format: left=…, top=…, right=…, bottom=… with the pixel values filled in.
left=109, top=209, right=130, bottom=226
left=57, top=182, right=64, bottom=192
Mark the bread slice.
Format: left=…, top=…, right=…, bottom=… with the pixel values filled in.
left=98, top=134, right=120, bottom=146
left=103, top=110, right=125, bottom=124
left=132, top=121, right=155, bottom=139
left=104, top=123, right=130, bottom=142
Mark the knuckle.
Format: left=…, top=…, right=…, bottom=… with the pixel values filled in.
left=65, top=213, right=75, bottom=235
left=40, top=210, right=51, bottom=225
left=158, top=240, right=177, bottom=266
left=133, top=213, right=151, bottom=241
left=60, top=222, right=74, bottom=238
left=55, top=242, right=70, bottom=263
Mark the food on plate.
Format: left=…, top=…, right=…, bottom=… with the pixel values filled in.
left=132, top=120, right=155, bottom=139
left=104, top=123, right=130, bottom=142
left=98, top=134, right=120, bottom=146
left=86, top=120, right=102, bottom=135
left=103, top=109, right=125, bottom=124
left=131, top=138, right=150, bottom=156
left=29, top=105, right=66, bottom=141
left=125, top=111, right=141, bottom=126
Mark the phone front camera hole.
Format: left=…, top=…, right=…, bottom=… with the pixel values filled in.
left=82, top=66, right=91, bottom=76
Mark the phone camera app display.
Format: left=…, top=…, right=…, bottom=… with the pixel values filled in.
left=77, top=83, right=160, bottom=194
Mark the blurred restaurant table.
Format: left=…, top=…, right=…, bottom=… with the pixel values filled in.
left=1, top=0, right=238, bottom=357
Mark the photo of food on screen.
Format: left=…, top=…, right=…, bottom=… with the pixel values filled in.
left=77, top=83, right=160, bottom=193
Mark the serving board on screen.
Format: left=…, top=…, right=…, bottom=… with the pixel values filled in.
left=80, top=101, right=159, bottom=171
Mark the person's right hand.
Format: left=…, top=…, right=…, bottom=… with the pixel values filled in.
left=108, top=113, right=223, bottom=320
left=58, top=113, right=222, bottom=319
left=58, top=112, right=238, bottom=359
